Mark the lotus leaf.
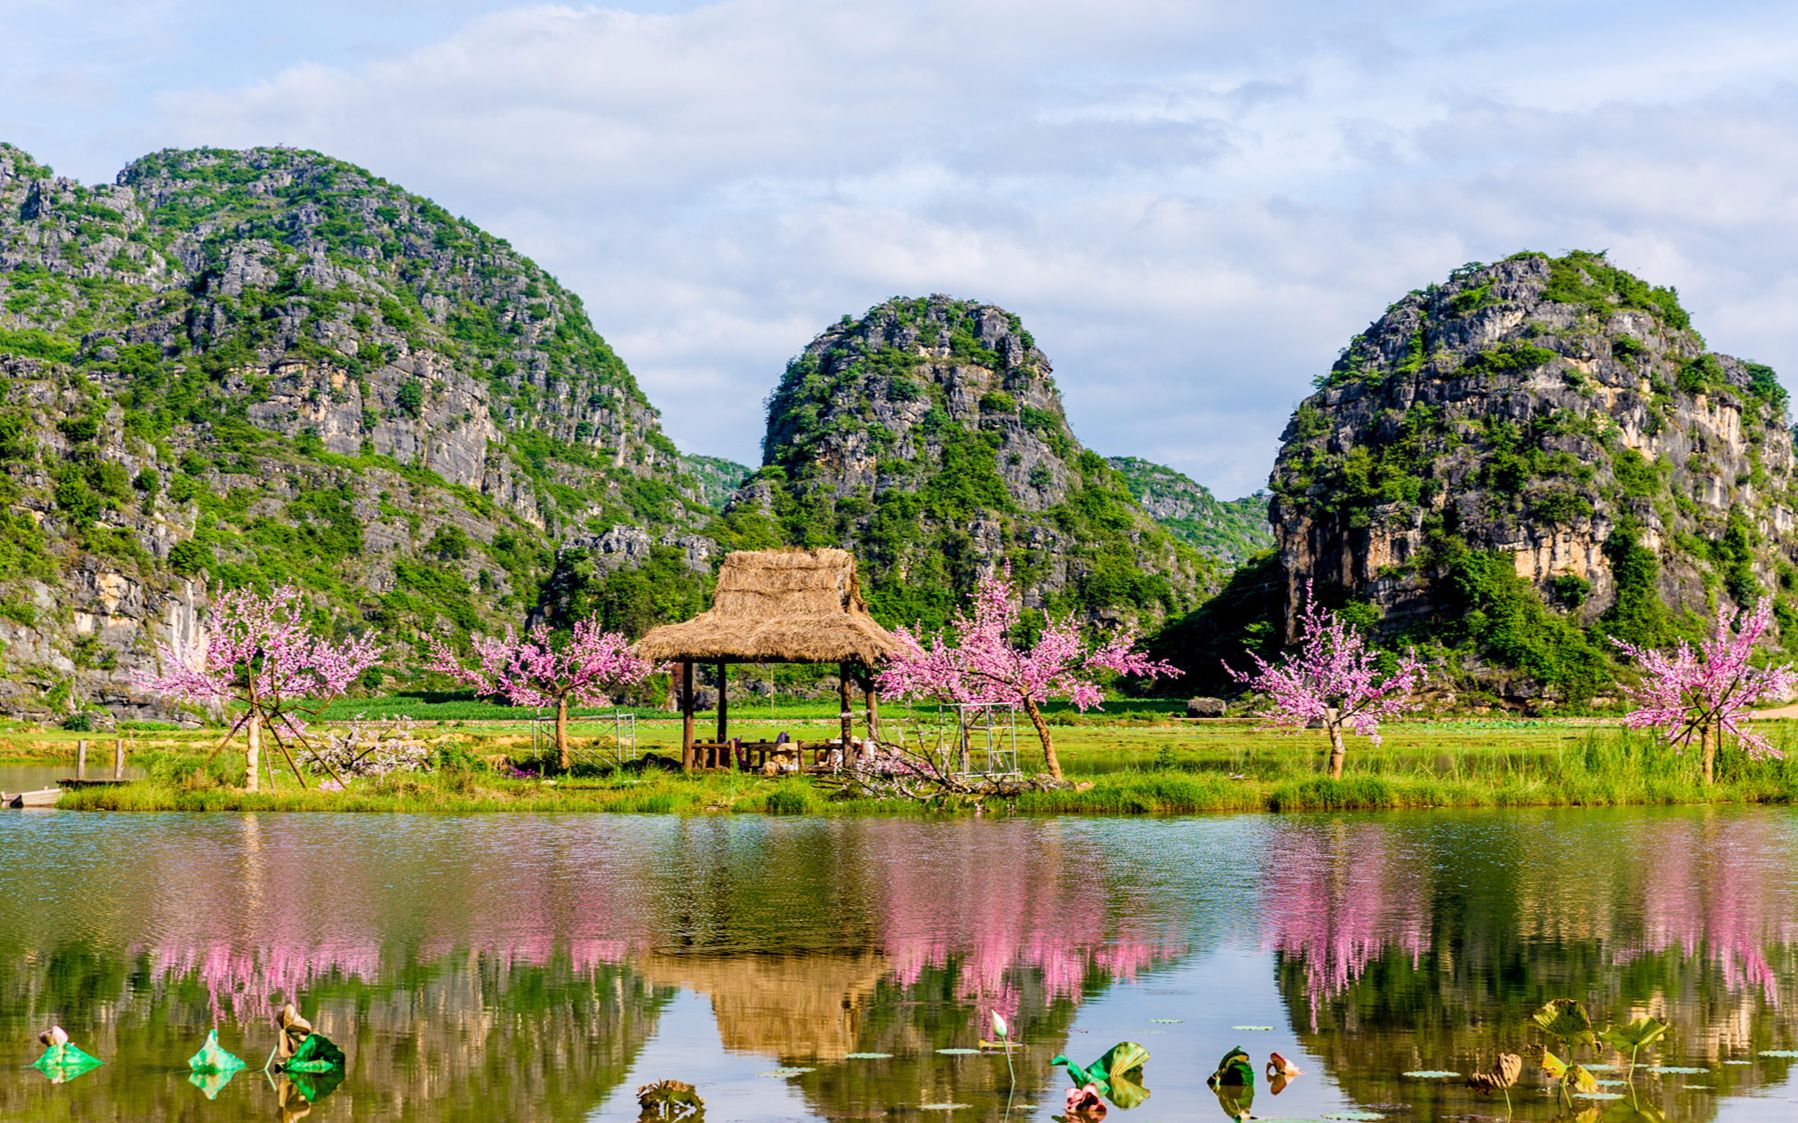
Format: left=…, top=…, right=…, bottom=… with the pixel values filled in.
left=282, top=1031, right=346, bottom=1074
left=1602, top=1016, right=1670, bottom=1054
left=1206, top=1045, right=1255, bottom=1089
left=1108, top=1067, right=1151, bottom=1109
left=281, top=1066, right=345, bottom=1104
left=1211, top=1083, right=1254, bottom=1120
left=188, top=1028, right=245, bottom=1075
left=1532, top=998, right=1599, bottom=1048
left=32, top=1043, right=102, bottom=1084
left=1469, top=1053, right=1520, bottom=1090
left=1053, top=1041, right=1149, bottom=1099
left=187, top=1067, right=239, bottom=1100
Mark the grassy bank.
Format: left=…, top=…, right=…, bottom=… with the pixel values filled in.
left=34, top=719, right=1798, bottom=816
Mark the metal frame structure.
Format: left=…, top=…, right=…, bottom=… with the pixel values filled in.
left=531, top=711, right=637, bottom=769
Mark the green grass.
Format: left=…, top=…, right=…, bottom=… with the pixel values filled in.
left=34, top=720, right=1798, bottom=816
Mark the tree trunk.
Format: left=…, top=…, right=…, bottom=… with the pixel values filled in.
left=1701, top=721, right=1718, bottom=785
left=555, top=696, right=571, bottom=774
left=245, top=709, right=262, bottom=793
left=1325, top=709, right=1346, bottom=780
left=1022, top=697, right=1061, bottom=781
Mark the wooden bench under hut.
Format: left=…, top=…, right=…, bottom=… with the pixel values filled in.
left=634, top=548, right=899, bottom=772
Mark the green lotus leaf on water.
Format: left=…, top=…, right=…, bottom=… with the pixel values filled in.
left=1322, top=1112, right=1387, bottom=1121
left=845, top=1052, right=893, bottom=1060
left=757, top=1067, right=814, bottom=1077
left=1532, top=998, right=1599, bottom=1048
left=1401, top=1070, right=1459, bottom=1078
left=282, top=1067, right=345, bottom=1104
left=1149, top=1017, right=1183, bottom=1024
left=1573, top=1091, right=1626, bottom=1101
left=919, top=1104, right=973, bottom=1110
left=32, top=1043, right=102, bottom=1084
left=1108, top=1067, right=1151, bottom=1109
left=935, top=1048, right=981, bottom=1055
left=1212, top=1084, right=1255, bottom=1120
left=1055, top=1040, right=1150, bottom=1098
left=1232, top=1024, right=1275, bottom=1031
left=283, top=1031, right=346, bottom=1074
left=1602, top=1015, right=1670, bottom=1055
left=1206, top=1045, right=1255, bottom=1089
left=187, top=1028, right=245, bottom=1075
left=1759, top=1050, right=1798, bottom=1058
left=187, top=1067, right=239, bottom=1100
left=1646, top=1065, right=1707, bottom=1074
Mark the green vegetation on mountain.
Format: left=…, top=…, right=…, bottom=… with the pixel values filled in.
left=1267, top=250, right=1798, bottom=703
left=734, top=295, right=1214, bottom=631
left=1106, top=456, right=1272, bottom=565
left=0, top=142, right=717, bottom=715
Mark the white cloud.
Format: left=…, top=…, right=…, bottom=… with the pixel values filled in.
left=11, top=0, right=1798, bottom=496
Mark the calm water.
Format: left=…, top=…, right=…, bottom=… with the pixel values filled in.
left=4, top=807, right=1798, bottom=1121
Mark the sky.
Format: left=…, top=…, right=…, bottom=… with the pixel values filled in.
left=4, top=0, right=1797, bottom=498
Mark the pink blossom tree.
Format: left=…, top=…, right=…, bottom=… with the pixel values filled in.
left=428, top=616, right=655, bottom=772
left=1225, top=582, right=1426, bottom=779
left=1611, top=597, right=1793, bottom=784
left=876, top=568, right=1179, bottom=780
left=141, top=585, right=385, bottom=791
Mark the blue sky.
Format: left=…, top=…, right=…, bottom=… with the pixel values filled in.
left=5, top=0, right=1797, bottom=496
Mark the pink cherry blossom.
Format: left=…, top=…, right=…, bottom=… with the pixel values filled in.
left=876, top=567, right=1179, bottom=779
left=1225, top=580, right=1425, bottom=778
left=428, top=616, right=654, bottom=771
left=1611, top=597, right=1793, bottom=783
left=139, top=584, right=385, bottom=788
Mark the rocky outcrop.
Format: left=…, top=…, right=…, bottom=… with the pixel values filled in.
left=1269, top=251, right=1795, bottom=693
left=731, top=294, right=1215, bottom=628
left=0, top=142, right=719, bottom=719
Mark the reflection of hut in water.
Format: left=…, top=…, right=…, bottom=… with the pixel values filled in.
left=635, top=549, right=900, bottom=769
left=635, top=952, right=889, bottom=1060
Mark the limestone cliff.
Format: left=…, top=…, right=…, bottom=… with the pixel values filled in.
left=728, top=295, right=1214, bottom=629
left=0, top=142, right=711, bottom=719
left=1270, top=251, right=1795, bottom=697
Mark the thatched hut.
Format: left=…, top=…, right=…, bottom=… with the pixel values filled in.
left=634, top=548, right=900, bottom=769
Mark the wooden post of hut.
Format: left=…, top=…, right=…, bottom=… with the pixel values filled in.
left=681, top=661, right=695, bottom=772
left=716, top=661, right=729, bottom=756
left=633, top=548, right=902, bottom=777
left=838, top=664, right=855, bottom=764
left=864, top=679, right=879, bottom=746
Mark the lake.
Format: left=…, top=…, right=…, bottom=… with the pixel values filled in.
left=3, top=806, right=1797, bottom=1121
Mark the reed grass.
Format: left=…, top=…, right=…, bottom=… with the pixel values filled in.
left=45, top=725, right=1798, bottom=817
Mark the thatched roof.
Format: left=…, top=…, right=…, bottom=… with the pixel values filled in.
left=634, top=548, right=900, bottom=665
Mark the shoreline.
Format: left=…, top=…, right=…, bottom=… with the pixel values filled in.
left=45, top=767, right=1798, bottom=817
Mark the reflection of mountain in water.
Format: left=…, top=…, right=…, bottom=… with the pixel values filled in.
left=0, top=949, right=671, bottom=1122
left=0, top=815, right=1197, bottom=1120
left=1265, top=811, right=1798, bottom=1123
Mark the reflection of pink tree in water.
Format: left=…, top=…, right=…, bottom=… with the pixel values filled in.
left=1261, top=823, right=1431, bottom=1026
left=867, top=823, right=1186, bottom=1028
left=137, top=818, right=662, bottom=1023
left=1621, top=817, right=1798, bottom=1006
